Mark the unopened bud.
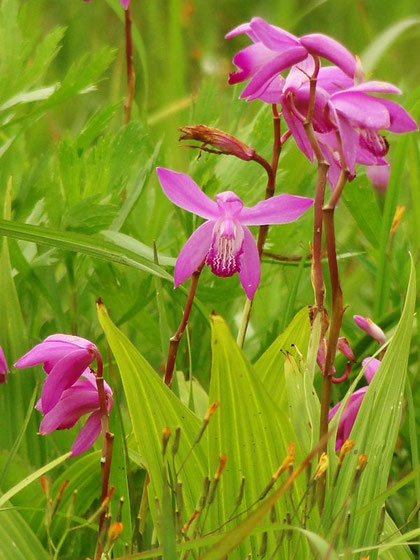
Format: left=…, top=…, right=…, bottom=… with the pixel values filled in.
left=215, top=454, right=227, bottom=480
left=108, top=522, right=123, bottom=543
left=357, top=454, right=368, bottom=472
left=337, top=337, right=356, bottom=362
left=314, top=453, right=329, bottom=480
left=366, top=163, right=390, bottom=193
left=338, top=440, right=354, bottom=467
left=274, top=442, right=295, bottom=480
left=40, top=475, right=49, bottom=496
left=204, top=401, right=219, bottom=423
left=391, top=206, right=405, bottom=234
left=179, top=125, right=255, bottom=161
left=162, top=426, right=171, bottom=456
left=353, top=315, right=386, bottom=346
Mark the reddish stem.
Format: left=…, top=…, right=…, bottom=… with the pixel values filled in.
left=124, top=6, right=136, bottom=125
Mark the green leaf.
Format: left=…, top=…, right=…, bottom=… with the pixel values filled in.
left=331, top=259, right=416, bottom=554
left=207, top=315, right=306, bottom=557
left=254, top=307, right=311, bottom=407
left=0, top=218, right=173, bottom=280
left=0, top=508, right=49, bottom=560
left=97, top=301, right=207, bottom=522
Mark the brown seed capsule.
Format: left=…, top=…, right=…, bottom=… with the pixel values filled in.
left=179, top=125, right=255, bottom=161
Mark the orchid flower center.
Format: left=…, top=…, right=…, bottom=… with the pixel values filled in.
left=359, top=129, right=389, bottom=157
left=206, top=191, right=245, bottom=278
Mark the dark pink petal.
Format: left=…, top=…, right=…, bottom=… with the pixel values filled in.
left=240, top=194, right=313, bottom=226
left=14, top=342, right=77, bottom=370
left=120, top=0, right=130, bottom=8
left=362, top=357, right=381, bottom=384
left=332, top=92, right=391, bottom=129
left=284, top=56, right=315, bottom=93
left=345, top=81, right=401, bottom=95
left=0, top=346, right=9, bottom=382
left=39, top=390, right=100, bottom=434
left=329, top=387, right=367, bottom=451
left=249, top=17, right=300, bottom=50
left=70, top=410, right=102, bottom=457
left=225, top=22, right=256, bottom=41
left=41, top=349, right=95, bottom=413
left=215, top=191, right=244, bottom=217
left=44, top=334, right=96, bottom=349
left=238, top=226, right=260, bottom=299
left=241, top=47, right=307, bottom=99
left=353, top=315, right=386, bottom=345
left=156, top=168, right=218, bottom=220
left=174, top=220, right=215, bottom=288
left=337, top=337, right=355, bottom=361
left=317, top=66, right=353, bottom=94
left=256, top=75, right=285, bottom=103
left=335, top=110, right=359, bottom=174
left=300, top=33, right=356, bottom=77
left=356, top=143, right=379, bottom=165
left=377, top=99, right=418, bottom=133
left=229, top=42, right=278, bottom=85
left=281, top=101, right=314, bottom=160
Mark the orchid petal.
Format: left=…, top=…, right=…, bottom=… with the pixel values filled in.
left=332, top=92, right=391, bottom=129
left=241, top=47, right=307, bottom=99
left=256, top=75, right=285, bottom=103
left=284, top=56, right=315, bottom=92
left=281, top=101, right=314, bottom=160
left=229, top=42, right=278, bottom=85
left=44, top=334, right=95, bottom=349
left=317, top=66, right=353, bottom=94
left=70, top=410, right=102, bottom=457
left=41, top=349, right=94, bottom=413
left=156, top=167, right=218, bottom=219
left=366, top=163, right=390, bottom=191
left=335, top=109, right=359, bottom=174
left=238, top=226, right=260, bottom=299
left=240, top=194, right=313, bottom=226
left=14, top=342, right=81, bottom=370
left=249, top=17, right=300, bottom=50
left=345, top=81, right=401, bottom=95
left=174, top=220, right=215, bottom=288
left=39, top=390, right=100, bottom=434
left=362, top=357, right=381, bottom=384
left=377, top=99, right=418, bottom=133
left=300, top=33, right=356, bottom=77
left=225, top=22, right=257, bottom=41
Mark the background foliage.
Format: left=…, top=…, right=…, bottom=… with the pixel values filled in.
left=0, top=0, right=419, bottom=558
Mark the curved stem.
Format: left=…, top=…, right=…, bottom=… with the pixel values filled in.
left=165, top=261, right=205, bottom=386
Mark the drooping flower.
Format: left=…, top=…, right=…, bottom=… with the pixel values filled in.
left=38, top=369, right=112, bottom=457
left=226, top=17, right=356, bottom=100
left=0, top=346, right=9, bottom=384
left=15, top=334, right=112, bottom=456
left=353, top=315, right=386, bottom=346
left=329, top=357, right=380, bottom=451
left=257, top=61, right=417, bottom=186
left=156, top=167, right=313, bottom=299
left=15, top=335, right=101, bottom=413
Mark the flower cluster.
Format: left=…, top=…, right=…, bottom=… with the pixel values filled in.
left=15, top=335, right=112, bottom=456
left=227, top=17, right=417, bottom=189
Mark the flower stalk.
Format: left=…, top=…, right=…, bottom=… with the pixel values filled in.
left=165, top=260, right=205, bottom=386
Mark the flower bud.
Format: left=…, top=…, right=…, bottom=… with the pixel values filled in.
left=338, top=440, right=354, bottom=467
left=353, top=315, right=386, bottom=346
left=179, top=125, right=255, bottom=161
left=337, top=337, right=356, bottom=362
left=204, top=401, right=219, bottom=422
left=357, top=454, right=368, bottom=472
left=107, top=522, right=123, bottom=543
left=314, top=452, right=329, bottom=480
left=0, top=346, right=9, bottom=384
left=366, top=163, right=390, bottom=193
left=391, top=206, right=404, bottom=234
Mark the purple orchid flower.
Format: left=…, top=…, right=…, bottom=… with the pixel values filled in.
left=258, top=61, right=417, bottom=187
left=15, top=334, right=101, bottom=414
left=354, top=315, right=386, bottom=346
left=156, top=167, right=313, bottom=299
left=0, top=345, right=9, bottom=384
left=38, top=369, right=112, bottom=457
left=15, top=334, right=112, bottom=456
left=329, top=356, right=380, bottom=451
left=366, top=163, right=390, bottom=192
left=226, top=17, right=356, bottom=100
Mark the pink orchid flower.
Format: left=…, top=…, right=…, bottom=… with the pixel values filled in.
left=157, top=167, right=313, bottom=299
left=226, top=17, right=356, bottom=100
left=0, top=345, right=9, bottom=384
left=15, top=334, right=112, bottom=456
left=258, top=60, right=417, bottom=187
left=329, top=357, right=380, bottom=451
left=366, top=163, right=390, bottom=192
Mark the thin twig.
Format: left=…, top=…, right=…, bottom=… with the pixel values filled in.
left=165, top=261, right=205, bottom=386
left=124, top=6, right=136, bottom=125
